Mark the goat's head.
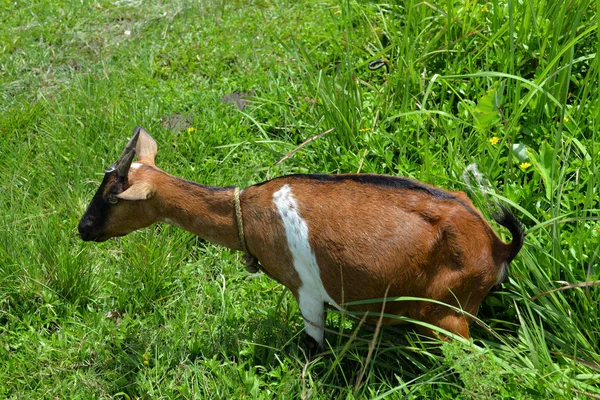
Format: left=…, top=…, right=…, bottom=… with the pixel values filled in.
left=78, top=127, right=159, bottom=242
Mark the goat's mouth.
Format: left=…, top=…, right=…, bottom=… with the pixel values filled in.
left=80, top=232, right=104, bottom=242
left=89, top=233, right=127, bottom=242
left=79, top=223, right=127, bottom=242
left=79, top=230, right=110, bottom=242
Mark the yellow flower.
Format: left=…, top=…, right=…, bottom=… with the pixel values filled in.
left=489, top=136, right=500, bottom=145
left=187, top=127, right=195, bottom=133
left=334, top=9, right=341, bottom=14
left=482, top=4, right=488, bottom=12
left=359, top=127, right=371, bottom=132
left=519, top=162, right=531, bottom=169
left=563, top=116, right=569, bottom=123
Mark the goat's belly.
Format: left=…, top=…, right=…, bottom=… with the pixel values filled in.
left=314, top=243, right=436, bottom=301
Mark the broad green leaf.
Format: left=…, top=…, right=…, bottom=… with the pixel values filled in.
left=526, top=143, right=554, bottom=200
left=512, top=143, right=528, bottom=162
left=474, top=88, right=501, bottom=131
left=540, top=141, right=555, bottom=175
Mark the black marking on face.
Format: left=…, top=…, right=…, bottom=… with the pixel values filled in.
left=78, top=170, right=126, bottom=241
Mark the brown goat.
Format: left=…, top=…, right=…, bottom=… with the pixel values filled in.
left=78, top=127, right=523, bottom=350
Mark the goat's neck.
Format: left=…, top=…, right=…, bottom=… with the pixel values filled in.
left=157, top=174, right=242, bottom=251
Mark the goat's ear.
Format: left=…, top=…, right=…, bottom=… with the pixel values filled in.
left=136, top=127, right=158, bottom=165
left=116, top=182, right=155, bottom=201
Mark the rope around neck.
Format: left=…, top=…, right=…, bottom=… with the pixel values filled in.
left=233, top=187, right=261, bottom=274
left=233, top=187, right=249, bottom=255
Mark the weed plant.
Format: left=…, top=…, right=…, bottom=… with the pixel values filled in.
left=1, top=0, right=598, bottom=398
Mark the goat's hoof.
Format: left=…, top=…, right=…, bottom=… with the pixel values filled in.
left=302, top=333, right=322, bottom=356
left=243, top=254, right=260, bottom=273
left=245, top=264, right=259, bottom=273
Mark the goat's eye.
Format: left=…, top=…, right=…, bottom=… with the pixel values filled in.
left=108, top=195, right=118, bottom=205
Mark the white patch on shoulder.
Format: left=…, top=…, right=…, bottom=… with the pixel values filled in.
left=273, top=184, right=341, bottom=345
left=130, top=162, right=143, bottom=170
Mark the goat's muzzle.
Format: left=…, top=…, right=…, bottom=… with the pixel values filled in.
left=78, top=218, right=101, bottom=242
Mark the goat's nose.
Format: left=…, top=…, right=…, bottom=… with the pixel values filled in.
left=79, top=227, right=91, bottom=241
left=78, top=219, right=95, bottom=241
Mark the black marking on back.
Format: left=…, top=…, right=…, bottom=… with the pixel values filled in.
left=255, top=173, right=453, bottom=199
left=297, top=174, right=455, bottom=199
left=253, top=173, right=479, bottom=217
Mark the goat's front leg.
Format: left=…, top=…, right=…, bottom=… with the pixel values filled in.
left=297, top=288, right=326, bottom=353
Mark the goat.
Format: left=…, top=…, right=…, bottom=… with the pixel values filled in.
left=78, top=127, right=524, bottom=350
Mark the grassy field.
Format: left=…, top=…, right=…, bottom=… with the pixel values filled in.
left=1, top=0, right=599, bottom=398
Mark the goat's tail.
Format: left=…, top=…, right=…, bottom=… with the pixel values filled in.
left=492, top=204, right=525, bottom=264
left=462, top=163, right=524, bottom=263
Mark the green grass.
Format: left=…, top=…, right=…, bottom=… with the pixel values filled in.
left=1, top=0, right=599, bottom=398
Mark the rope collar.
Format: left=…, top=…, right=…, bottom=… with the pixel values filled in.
left=233, top=187, right=249, bottom=255
left=234, top=187, right=261, bottom=273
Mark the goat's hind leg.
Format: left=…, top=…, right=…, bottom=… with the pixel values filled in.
left=434, top=311, right=470, bottom=340
left=415, top=304, right=471, bottom=340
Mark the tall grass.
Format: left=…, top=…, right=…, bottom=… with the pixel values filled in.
left=1, top=0, right=598, bottom=398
